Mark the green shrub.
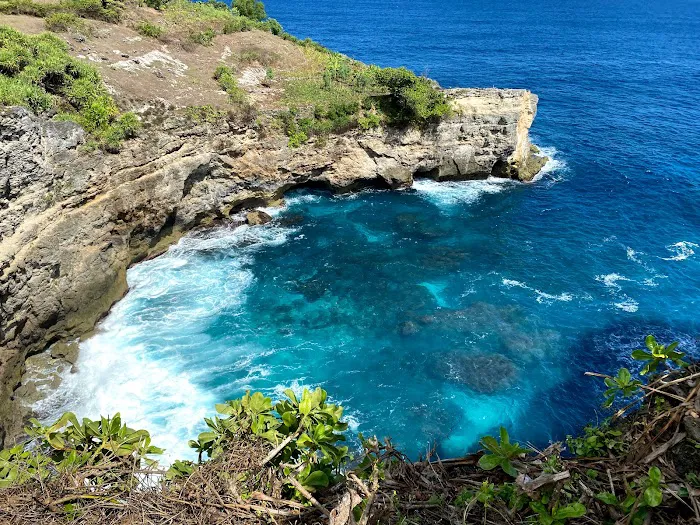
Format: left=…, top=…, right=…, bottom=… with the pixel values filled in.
left=566, top=422, right=627, bottom=457
left=143, top=0, right=169, bottom=9
left=189, top=28, right=216, bottom=46
left=136, top=21, right=164, bottom=39
left=373, top=66, right=450, bottom=125
left=44, top=12, right=88, bottom=33
left=233, top=0, right=265, bottom=21
left=358, top=112, right=381, bottom=130
left=185, top=104, right=225, bottom=123
left=213, top=65, right=247, bottom=103
left=60, top=0, right=123, bottom=23
left=222, top=16, right=254, bottom=33
left=188, top=388, right=349, bottom=498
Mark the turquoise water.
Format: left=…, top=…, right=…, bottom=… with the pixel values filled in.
left=40, top=0, right=700, bottom=461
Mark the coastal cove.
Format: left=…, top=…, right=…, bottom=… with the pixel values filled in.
left=1, top=0, right=699, bottom=466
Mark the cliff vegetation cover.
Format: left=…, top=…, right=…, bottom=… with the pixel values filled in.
left=1, top=336, right=700, bottom=524
left=0, top=0, right=451, bottom=152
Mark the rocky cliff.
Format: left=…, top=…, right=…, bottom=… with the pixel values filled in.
left=0, top=87, right=544, bottom=445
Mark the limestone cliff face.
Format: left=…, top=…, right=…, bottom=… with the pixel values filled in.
left=0, top=88, right=545, bottom=444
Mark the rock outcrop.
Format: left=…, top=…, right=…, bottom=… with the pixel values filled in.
left=0, top=88, right=545, bottom=445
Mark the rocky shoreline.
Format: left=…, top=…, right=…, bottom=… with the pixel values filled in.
left=0, top=87, right=546, bottom=446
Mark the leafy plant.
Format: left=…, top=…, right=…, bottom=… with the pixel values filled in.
left=596, top=467, right=663, bottom=525
left=189, top=28, right=216, bottom=46
left=45, top=12, right=89, bottom=33
left=213, top=65, right=247, bottom=104
left=477, top=427, right=529, bottom=477
left=632, top=335, right=687, bottom=375
left=529, top=501, right=586, bottom=525
left=566, top=422, right=627, bottom=458
left=188, top=388, right=349, bottom=499
left=602, top=367, right=642, bottom=408
left=136, top=21, right=164, bottom=39
left=233, top=0, right=266, bottom=21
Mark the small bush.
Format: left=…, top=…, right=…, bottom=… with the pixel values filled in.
left=144, top=0, right=169, bottom=9
left=44, top=12, right=88, bottom=33
left=233, top=0, right=265, bottom=21
left=185, top=104, right=225, bottom=123
left=222, top=16, right=253, bottom=33
left=358, top=112, right=381, bottom=130
left=189, top=28, right=216, bottom=46
left=213, top=65, right=247, bottom=104
left=136, top=21, right=164, bottom=39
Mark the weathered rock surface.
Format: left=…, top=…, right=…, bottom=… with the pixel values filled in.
left=0, top=88, right=544, bottom=445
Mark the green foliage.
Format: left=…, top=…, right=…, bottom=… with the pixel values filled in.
left=0, top=412, right=162, bottom=489
left=596, top=467, right=663, bottom=525
left=372, top=66, right=450, bottom=125
left=529, top=501, right=586, bottom=525
left=0, top=0, right=123, bottom=22
left=233, top=0, right=266, bottom=21
left=143, top=0, right=169, bottom=10
left=189, top=28, right=216, bottom=46
left=566, top=422, right=627, bottom=458
left=185, top=104, right=225, bottom=123
left=213, top=65, right=247, bottom=104
left=44, top=12, right=88, bottom=33
left=165, top=459, right=196, bottom=480
left=358, top=111, right=381, bottom=130
left=136, top=21, right=164, bottom=39
left=603, top=367, right=642, bottom=408
left=188, top=388, right=349, bottom=499
left=477, top=427, right=529, bottom=477
left=0, top=26, right=138, bottom=150
left=632, top=335, right=687, bottom=375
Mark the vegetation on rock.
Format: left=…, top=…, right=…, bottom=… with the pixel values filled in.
left=1, top=336, right=699, bottom=524
left=0, top=26, right=139, bottom=151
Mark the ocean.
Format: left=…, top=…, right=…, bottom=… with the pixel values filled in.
left=38, top=0, right=700, bottom=461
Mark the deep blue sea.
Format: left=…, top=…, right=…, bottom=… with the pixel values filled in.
left=41, top=0, right=700, bottom=461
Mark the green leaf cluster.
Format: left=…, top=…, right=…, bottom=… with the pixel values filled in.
left=632, top=334, right=687, bottom=375
left=213, top=65, right=247, bottom=104
left=566, top=422, right=627, bottom=458
left=477, top=427, right=529, bottom=477
left=596, top=467, right=663, bottom=525
left=189, top=387, right=349, bottom=499
left=603, top=367, right=642, bottom=408
left=529, top=501, right=586, bottom=525
left=1, top=412, right=162, bottom=489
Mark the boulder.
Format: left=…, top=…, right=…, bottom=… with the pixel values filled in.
left=246, top=210, right=273, bottom=226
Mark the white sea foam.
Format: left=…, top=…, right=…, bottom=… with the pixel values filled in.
left=614, top=298, right=639, bottom=313
left=38, top=222, right=296, bottom=463
left=501, top=278, right=573, bottom=303
left=530, top=145, right=569, bottom=184
left=411, top=177, right=512, bottom=207
left=595, top=273, right=631, bottom=291
left=662, top=241, right=698, bottom=261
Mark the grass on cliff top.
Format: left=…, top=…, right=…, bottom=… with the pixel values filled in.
left=0, top=25, right=139, bottom=151
left=278, top=51, right=451, bottom=147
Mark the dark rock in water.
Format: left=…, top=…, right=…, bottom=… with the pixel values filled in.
left=399, top=321, right=419, bottom=337
left=246, top=210, right=273, bottom=226
left=419, top=246, right=467, bottom=271
left=275, top=213, right=305, bottom=227
left=291, top=278, right=328, bottom=302
left=394, top=213, right=447, bottom=239
left=438, top=352, right=517, bottom=394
